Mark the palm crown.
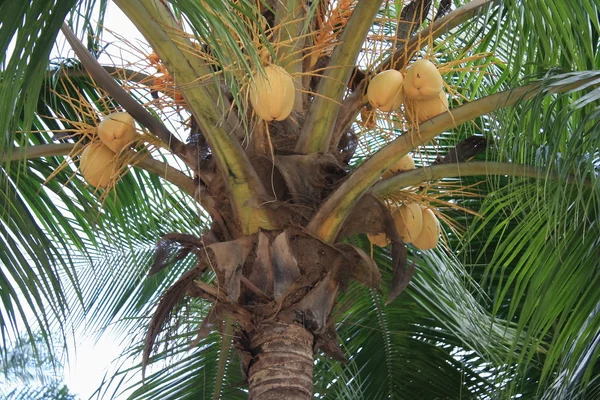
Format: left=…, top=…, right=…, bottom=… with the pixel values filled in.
left=1, top=0, right=600, bottom=399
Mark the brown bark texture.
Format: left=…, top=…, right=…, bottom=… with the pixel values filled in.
left=248, top=321, right=314, bottom=400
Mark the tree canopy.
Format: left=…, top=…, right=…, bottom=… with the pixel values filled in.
left=1, top=0, right=600, bottom=398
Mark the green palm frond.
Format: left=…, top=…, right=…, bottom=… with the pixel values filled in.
left=1, top=36, right=208, bottom=342
left=0, top=0, right=110, bottom=152
left=320, top=241, right=505, bottom=399
left=91, top=301, right=246, bottom=400
left=464, top=178, right=600, bottom=393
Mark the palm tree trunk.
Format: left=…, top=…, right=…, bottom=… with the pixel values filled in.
left=248, top=321, right=314, bottom=399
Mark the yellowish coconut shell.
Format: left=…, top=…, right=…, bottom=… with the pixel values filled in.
left=79, top=142, right=118, bottom=188
left=367, top=70, right=404, bottom=112
left=382, top=154, right=415, bottom=179
left=405, top=91, right=449, bottom=124
left=403, top=59, right=443, bottom=100
left=367, top=232, right=390, bottom=247
left=97, top=112, right=136, bottom=153
left=249, top=64, right=295, bottom=121
left=393, top=202, right=423, bottom=243
left=412, top=208, right=440, bottom=250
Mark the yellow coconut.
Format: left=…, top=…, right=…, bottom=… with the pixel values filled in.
left=403, top=59, right=443, bottom=100
left=382, top=154, right=415, bottom=179
left=249, top=64, right=295, bottom=121
left=367, top=232, right=390, bottom=247
left=412, top=208, right=440, bottom=250
left=393, top=202, right=423, bottom=243
left=367, top=69, right=404, bottom=112
left=79, top=142, right=118, bottom=188
left=97, top=112, right=136, bottom=153
left=405, top=91, right=449, bottom=124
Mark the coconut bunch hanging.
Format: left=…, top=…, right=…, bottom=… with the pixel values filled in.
left=368, top=154, right=416, bottom=247
left=148, top=51, right=169, bottom=90
left=248, top=62, right=296, bottom=122
left=79, top=111, right=137, bottom=188
left=365, top=58, right=448, bottom=125
left=393, top=202, right=440, bottom=250
left=405, top=92, right=449, bottom=124
left=411, top=206, right=441, bottom=250
left=147, top=52, right=186, bottom=107
left=367, top=200, right=441, bottom=251
left=403, top=59, right=449, bottom=124
left=153, top=71, right=186, bottom=106
left=393, top=202, right=422, bottom=243
left=148, top=52, right=160, bottom=65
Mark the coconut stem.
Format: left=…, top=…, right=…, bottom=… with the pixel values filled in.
left=295, top=0, right=383, bottom=154
left=371, top=161, right=589, bottom=198
left=114, top=0, right=277, bottom=234
left=3, top=143, right=198, bottom=198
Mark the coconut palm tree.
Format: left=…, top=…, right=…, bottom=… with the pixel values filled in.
left=1, top=0, right=600, bottom=398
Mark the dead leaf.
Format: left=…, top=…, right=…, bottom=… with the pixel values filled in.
left=207, top=236, right=253, bottom=303
left=149, top=232, right=216, bottom=276
left=315, top=324, right=348, bottom=363
left=190, top=304, right=221, bottom=348
left=371, top=199, right=414, bottom=304
left=433, top=135, right=490, bottom=165
left=247, top=231, right=274, bottom=296
left=335, top=243, right=381, bottom=288
left=337, top=194, right=388, bottom=239
left=290, top=273, right=338, bottom=334
left=143, top=267, right=202, bottom=377
left=386, top=258, right=415, bottom=305
left=275, top=153, right=343, bottom=206
left=272, top=231, right=301, bottom=299
left=337, top=195, right=414, bottom=301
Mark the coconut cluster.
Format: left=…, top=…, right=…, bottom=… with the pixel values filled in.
left=79, top=142, right=118, bottom=188
left=368, top=202, right=441, bottom=251
left=366, top=59, right=448, bottom=124
left=97, top=112, right=136, bottom=153
left=364, top=60, right=446, bottom=250
left=79, top=112, right=137, bottom=188
left=367, top=153, right=441, bottom=250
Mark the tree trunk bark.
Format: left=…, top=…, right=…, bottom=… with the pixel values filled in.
left=248, top=321, right=314, bottom=400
